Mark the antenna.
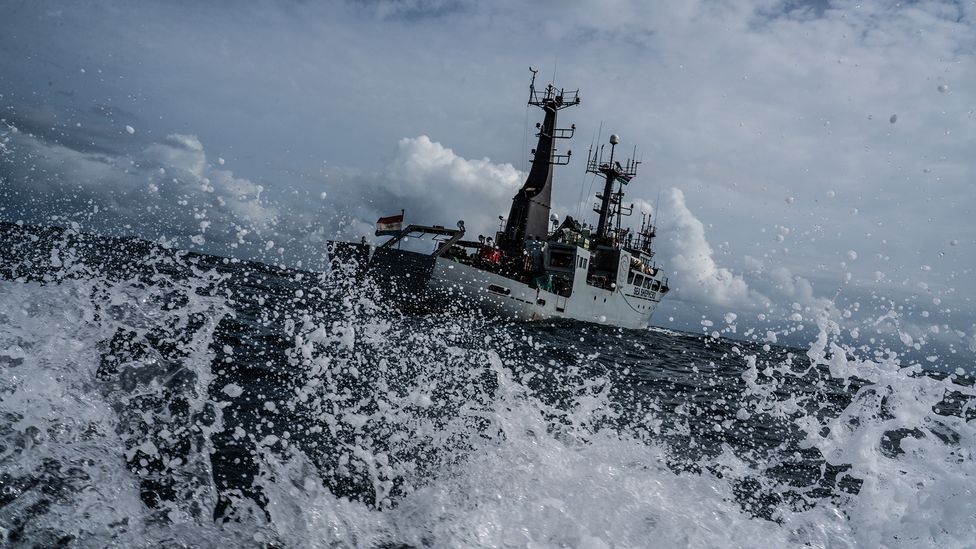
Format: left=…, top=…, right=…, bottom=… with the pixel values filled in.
left=575, top=123, right=602, bottom=220
left=596, top=120, right=604, bottom=155
left=587, top=133, right=639, bottom=242
left=653, top=188, right=661, bottom=234
left=528, top=66, right=539, bottom=103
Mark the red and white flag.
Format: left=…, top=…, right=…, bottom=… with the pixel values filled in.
left=375, top=212, right=404, bottom=236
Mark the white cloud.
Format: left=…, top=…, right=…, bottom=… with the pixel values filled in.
left=1, top=129, right=288, bottom=258
left=379, top=136, right=521, bottom=234
left=143, top=134, right=280, bottom=233
left=388, top=136, right=521, bottom=197
left=1, top=130, right=525, bottom=265
left=144, top=134, right=208, bottom=179
left=760, top=265, right=835, bottom=317
left=656, top=188, right=765, bottom=310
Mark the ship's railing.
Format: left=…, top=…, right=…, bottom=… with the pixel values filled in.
left=529, top=83, right=581, bottom=110
left=378, top=223, right=465, bottom=258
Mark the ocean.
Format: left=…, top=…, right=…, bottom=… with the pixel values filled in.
left=1, top=222, right=973, bottom=548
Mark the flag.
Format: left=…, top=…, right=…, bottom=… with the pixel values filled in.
left=615, top=173, right=633, bottom=185
left=375, top=213, right=404, bottom=236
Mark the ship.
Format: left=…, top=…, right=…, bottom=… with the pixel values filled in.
left=329, top=68, right=669, bottom=329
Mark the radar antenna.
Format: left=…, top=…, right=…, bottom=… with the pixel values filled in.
left=587, top=134, right=639, bottom=244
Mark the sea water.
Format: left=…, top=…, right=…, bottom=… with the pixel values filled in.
left=0, top=223, right=973, bottom=547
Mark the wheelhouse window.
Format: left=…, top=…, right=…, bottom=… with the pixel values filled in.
left=547, top=249, right=574, bottom=270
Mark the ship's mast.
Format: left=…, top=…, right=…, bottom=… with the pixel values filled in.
left=500, top=68, right=580, bottom=256
left=586, top=134, right=639, bottom=245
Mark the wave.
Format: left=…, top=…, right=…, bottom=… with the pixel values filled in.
left=0, top=223, right=973, bottom=547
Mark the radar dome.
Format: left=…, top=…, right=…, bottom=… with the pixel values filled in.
left=609, top=134, right=620, bottom=145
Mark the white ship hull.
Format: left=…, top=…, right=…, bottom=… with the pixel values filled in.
left=330, top=241, right=666, bottom=330
left=432, top=260, right=659, bottom=328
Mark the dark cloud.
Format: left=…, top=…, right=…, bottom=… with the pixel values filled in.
left=1, top=104, right=140, bottom=156
left=353, top=0, right=475, bottom=20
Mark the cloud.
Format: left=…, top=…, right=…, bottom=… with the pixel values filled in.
left=142, top=134, right=281, bottom=235
left=379, top=136, right=521, bottom=234
left=652, top=186, right=845, bottom=337
left=144, top=134, right=209, bottom=179
left=656, top=187, right=765, bottom=310
left=0, top=127, right=294, bottom=261
left=762, top=266, right=833, bottom=312
left=0, top=128, right=524, bottom=267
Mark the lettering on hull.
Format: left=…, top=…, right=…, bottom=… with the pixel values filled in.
left=631, top=287, right=657, bottom=299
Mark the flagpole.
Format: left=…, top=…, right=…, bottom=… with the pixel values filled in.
left=398, top=209, right=404, bottom=250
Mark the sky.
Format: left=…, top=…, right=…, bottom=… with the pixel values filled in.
left=1, top=0, right=974, bottom=366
